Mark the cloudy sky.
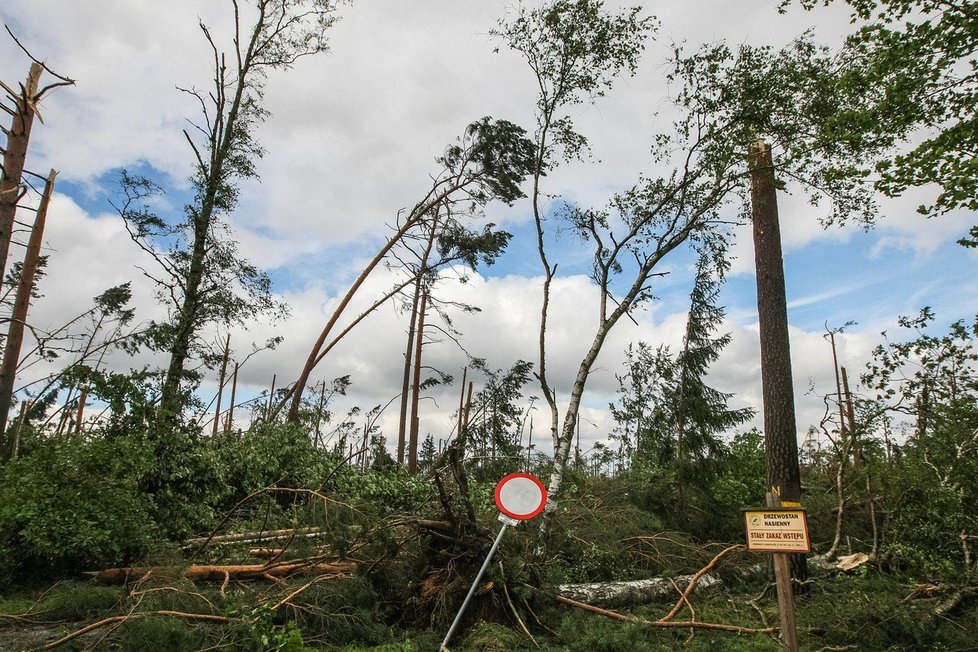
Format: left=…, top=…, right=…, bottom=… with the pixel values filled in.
left=1, top=0, right=975, bottom=460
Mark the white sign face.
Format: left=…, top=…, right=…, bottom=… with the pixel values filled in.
left=494, top=473, right=547, bottom=520
left=743, top=508, right=811, bottom=553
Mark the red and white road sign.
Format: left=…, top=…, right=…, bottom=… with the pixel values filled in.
left=494, top=472, right=547, bottom=520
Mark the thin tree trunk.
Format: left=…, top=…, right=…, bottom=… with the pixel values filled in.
left=397, top=212, right=439, bottom=464
left=748, top=139, right=807, bottom=583
left=0, top=63, right=43, bottom=289
left=408, top=288, right=429, bottom=472
left=397, top=289, right=418, bottom=464
left=0, top=168, right=55, bottom=459
left=74, top=388, right=87, bottom=435
left=213, top=334, right=230, bottom=437
left=842, top=366, right=860, bottom=470
left=225, top=362, right=238, bottom=436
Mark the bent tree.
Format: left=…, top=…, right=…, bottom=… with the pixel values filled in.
left=118, top=0, right=342, bottom=432
left=285, top=117, right=534, bottom=423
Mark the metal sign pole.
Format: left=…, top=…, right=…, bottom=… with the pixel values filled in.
left=440, top=517, right=515, bottom=651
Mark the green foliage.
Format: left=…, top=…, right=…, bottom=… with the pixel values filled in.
left=460, top=621, right=524, bottom=651
left=670, top=36, right=883, bottom=227
left=796, top=0, right=978, bottom=233
left=113, top=615, right=214, bottom=652
left=213, top=422, right=335, bottom=507
left=493, top=0, right=656, bottom=166
left=0, top=436, right=161, bottom=581
left=610, top=240, right=753, bottom=476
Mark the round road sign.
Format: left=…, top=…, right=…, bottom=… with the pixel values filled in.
left=494, top=473, right=547, bottom=520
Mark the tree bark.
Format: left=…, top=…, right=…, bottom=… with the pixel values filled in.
left=0, top=168, right=55, bottom=460
left=408, top=288, right=429, bottom=472
left=0, top=63, right=43, bottom=290
left=749, top=139, right=807, bottom=583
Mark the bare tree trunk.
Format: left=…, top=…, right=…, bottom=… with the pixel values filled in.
left=0, top=168, right=55, bottom=460
left=225, top=362, right=238, bottom=437
left=408, top=288, right=429, bottom=472
left=748, top=139, right=807, bottom=583
left=213, top=334, right=231, bottom=437
left=397, top=288, right=418, bottom=464
left=842, top=366, right=860, bottom=470
left=0, top=63, right=43, bottom=289
left=397, top=218, right=437, bottom=463
left=74, top=388, right=87, bottom=435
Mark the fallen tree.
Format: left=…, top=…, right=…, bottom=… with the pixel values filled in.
left=89, top=560, right=356, bottom=584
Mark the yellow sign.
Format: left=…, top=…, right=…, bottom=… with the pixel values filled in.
left=743, top=508, right=811, bottom=553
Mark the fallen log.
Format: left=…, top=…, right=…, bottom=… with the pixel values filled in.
left=183, top=527, right=325, bottom=548
left=89, top=560, right=356, bottom=584
left=555, top=594, right=777, bottom=635
left=558, top=572, right=722, bottom=608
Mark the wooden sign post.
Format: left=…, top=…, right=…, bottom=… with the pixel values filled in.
left=743, top=490, right=810, bottom=652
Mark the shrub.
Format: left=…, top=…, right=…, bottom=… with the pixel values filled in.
left=0, top=436, right=161, bottom=582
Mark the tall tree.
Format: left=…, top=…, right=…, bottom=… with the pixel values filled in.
left=494, top=0, right=657, bottom=538
left=118, top=0, right=341, bottom=431
left=609, top=241, right=753, bottom=474
left=672, top=240, right=754, bottom=468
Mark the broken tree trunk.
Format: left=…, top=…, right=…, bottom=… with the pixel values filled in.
left=558, top=573, right=722, bottom=608
left=89, top=560, right=356, bottom=584
left=0, top=168, right=56, bottom=460
left=0, top=63, right=43, bottom=288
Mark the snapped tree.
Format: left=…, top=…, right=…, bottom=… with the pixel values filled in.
left=285, top=117, right=534, bottom=424
left=116, top=0, right=342, bottom=432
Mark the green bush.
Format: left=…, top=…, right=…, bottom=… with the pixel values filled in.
left=0, top=436, right=161, bottom=582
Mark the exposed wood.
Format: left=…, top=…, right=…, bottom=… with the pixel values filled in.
left=659, top=544, right=744, bottom=622
left=185, top=526, right=322, bottom=547
left=0, top=63, right=43, bottom=289
left=225, top=361, right=238, bottom=435
left=841, top=367, right=860, bottom=470
left=212, top=334, right=230, bottom=437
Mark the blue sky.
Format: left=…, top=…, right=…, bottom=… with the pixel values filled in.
left=1, top=0, right=974, bottom=456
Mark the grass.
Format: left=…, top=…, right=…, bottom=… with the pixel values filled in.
left=0, top=568, right=975, bottom=651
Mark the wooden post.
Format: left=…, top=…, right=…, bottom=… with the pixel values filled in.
left=0, top=168, right=55, bottom=460
left=767, top=490, right=800, bottom=652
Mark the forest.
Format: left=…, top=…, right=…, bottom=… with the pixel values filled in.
left=0, top=0, right=976, bottom=650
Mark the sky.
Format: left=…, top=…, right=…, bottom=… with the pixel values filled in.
left=1, top=0, right=975, bottom=461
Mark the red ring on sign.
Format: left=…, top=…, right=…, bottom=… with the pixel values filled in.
left=494, top=472, right=547, bottom=520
